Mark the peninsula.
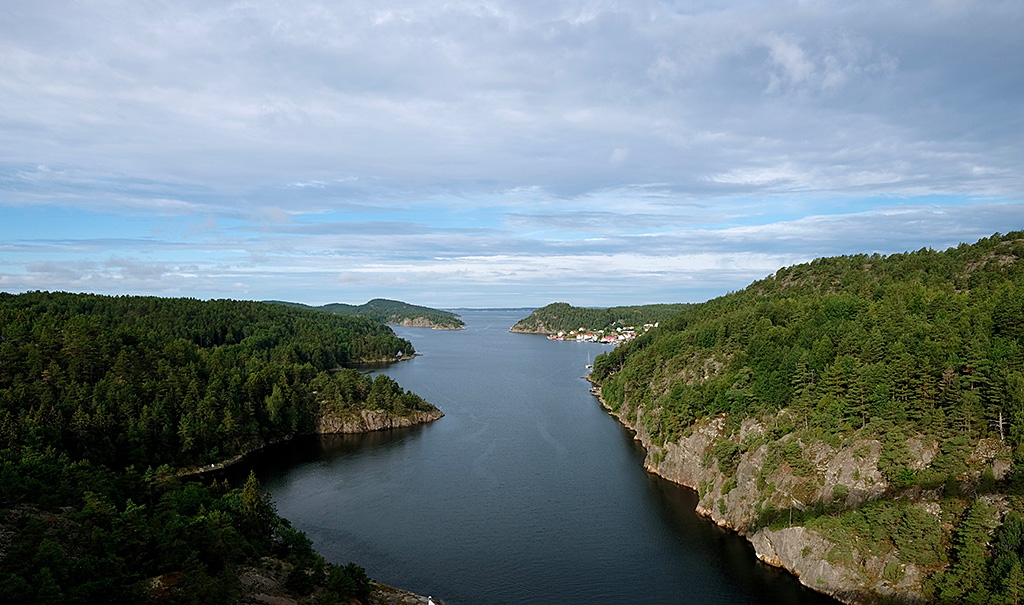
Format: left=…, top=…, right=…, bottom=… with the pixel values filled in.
left=0, top=292, right=441, bottom=604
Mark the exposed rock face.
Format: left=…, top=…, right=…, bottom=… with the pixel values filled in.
left=368, top=583, right=439, bottom=605
left=180, top=407, right=443, bottom=479
left=594, top=390, right=1011, bottom=604
left=317, top=408, right=444, bottom=434
left=236, top=558, right=434, bottom=605
left=390, top=317, right=463, bottom=330
left=508, top=321, right=552, bottom=334
left=747, top=526, right=926, bottom=604
left=649, top=416, right=888, bottom=532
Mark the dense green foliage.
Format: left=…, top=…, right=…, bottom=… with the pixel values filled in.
left=0, top=292, right=433, bottom=603
left=0, top=459, right=371, bottom=604
left=593, top=233, right=1024, bottom=448
left=511, top=301, right=690, bottom=333
left=591, top=232, right=1024, bottom=602
left=0, top=292, right=430, bottom=468
left=270, top=298, right=464, bottom=330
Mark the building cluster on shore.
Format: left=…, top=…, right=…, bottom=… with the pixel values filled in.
left=547, top=323, right=658, bottom=344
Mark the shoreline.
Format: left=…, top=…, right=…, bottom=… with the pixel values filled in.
left=178, top=407, right=443, bottom=478
left=349, top=352, right=422, bottom=366
left=585, top=379, right=842, bottom=603
left=180, top=410, right=445, bottom=602
left=387, top=320, right=465, bottom=331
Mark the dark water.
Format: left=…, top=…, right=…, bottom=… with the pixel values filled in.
left=247, top=310, right=838, bottom=605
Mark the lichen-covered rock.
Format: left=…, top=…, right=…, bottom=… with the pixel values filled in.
left=368, top=582, right=439, bottom=605
left=317, top=409, right=444, bottom=434
left=749, top=527, right=928, bottom=604
left=391, top=317, right=462, bottom=330
left=594, top=386, right=1011, bottom=604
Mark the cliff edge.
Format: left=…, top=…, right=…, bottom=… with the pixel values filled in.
left=318, top=408, right=445, bottom=433
left=593, top=385, right=1011, bottom=604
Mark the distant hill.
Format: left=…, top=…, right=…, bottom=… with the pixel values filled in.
left=268, top=298, right=464, bottom=330
left=510, top=302, right=691, bottom=334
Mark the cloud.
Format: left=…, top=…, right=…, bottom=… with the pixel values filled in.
left=0, top=1, right=1021, bottom=306
left=763, top=32, right=815, bottom=91
left=1, top=1, right=1019, bottom=197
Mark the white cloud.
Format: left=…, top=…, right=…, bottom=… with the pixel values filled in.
left=763, top=32, right=815, bottom=91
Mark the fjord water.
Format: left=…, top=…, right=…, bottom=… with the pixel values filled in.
left=252, top=310, right=837, bottom=605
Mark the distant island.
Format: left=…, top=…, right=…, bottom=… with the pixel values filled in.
left=269, top=298, right=465, bottom=330
left=510, top=302, right=690, bottom=340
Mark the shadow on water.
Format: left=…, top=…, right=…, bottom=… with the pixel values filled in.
left=223, top=428, right=425, bottom=484
left=645, top=475, right=839, bottom=605
left=611, top=410, right=839, bottom=605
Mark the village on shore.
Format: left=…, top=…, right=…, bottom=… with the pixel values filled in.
left=547, top=322, right=658, bottom=344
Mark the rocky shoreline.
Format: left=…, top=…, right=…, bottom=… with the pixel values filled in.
left=317, top=407, right=445, bottom=434
left=236, top=555, right=436, bottom=605
left=584, top=383, right=1012, bottom=604
left=179, top=408, right=443, bottom=476
left=389, top=317, right=464, bottom=330
left=180, top=405, right=445, bottom=604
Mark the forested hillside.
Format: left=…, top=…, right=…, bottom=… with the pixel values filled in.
left=591, top=232, right=1024, bottom=603
left=271, top=298, right=464, bottom=330
left=510, top=302, right=690, bottom=334
left=0, top=292, right=438, bottom=603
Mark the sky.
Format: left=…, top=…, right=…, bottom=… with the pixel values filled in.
left=1, top=1, right=1022, bottom=308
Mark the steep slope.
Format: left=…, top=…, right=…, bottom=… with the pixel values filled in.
left=590, top=232, right=1024, bottom=603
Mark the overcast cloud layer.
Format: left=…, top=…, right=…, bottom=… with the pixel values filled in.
left=2, top=0, right=1022, bottom=307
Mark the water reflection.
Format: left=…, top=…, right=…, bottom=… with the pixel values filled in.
left=228, top=429, right=426, bottom=479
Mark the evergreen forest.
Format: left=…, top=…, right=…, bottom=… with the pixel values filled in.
left=591, top=231, right=1024, bottom=603
left=0, top=292, right=435, bottom=603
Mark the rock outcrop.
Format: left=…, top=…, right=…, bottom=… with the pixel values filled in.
left=180, top=407, right=443, bottom=479
left=508, top=322, right=553, bottom=334
left=236, top=557, right=435, bottom=605
left=317, top=408, right=445, bottom=434
left=390, top=317, right=463, bottom=330
left=594, top=386, right=1008, bottom=604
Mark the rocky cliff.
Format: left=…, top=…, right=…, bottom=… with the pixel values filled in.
left=508, top=322, right=553, bottom=334
left=181, top=407, right=443, bottom=478
left=593, top=386, right=1010, bottom=604
left=317, top=408, right=444, bottom=433
left=390, top=317, right=463, bottom=330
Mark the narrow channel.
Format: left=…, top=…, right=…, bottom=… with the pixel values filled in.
left=246, top=309, right=839, bottom=605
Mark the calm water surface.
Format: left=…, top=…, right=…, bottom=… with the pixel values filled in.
left=248, top=310, right=838, bottom=605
